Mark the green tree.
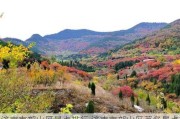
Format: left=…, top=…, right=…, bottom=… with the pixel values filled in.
left=88, top=82, right=91, bottom=89
left=136, top=98, right=140, bottom=106
left=119, top=91, right=123, bottom=100
left=130, top=70, right=137, bottom=77
left=146, top=94, right=151, bottom=105
left=50, top=55, right=56, bottom=63
left=86, top=101, right=94, bottom=113
left=131, top=94, right=135, bottom=107
left=161, top=98, right=167, bottom=109
left=91, top=82, right=96, bottom=95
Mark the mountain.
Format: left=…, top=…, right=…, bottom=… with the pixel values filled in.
left=111, top=19, right=180, bottom=58
left=26, top=34, right=46, bottom=43
left=2, top=37, right=44, bottom=54
left=3, top=22, right=167, bottom=57
left=44, top=29, right=107, bottom=40
left=2, top=38, right=26, bottom=45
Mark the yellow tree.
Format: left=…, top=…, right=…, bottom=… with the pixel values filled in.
left=0, top=42, right=33, bottom=68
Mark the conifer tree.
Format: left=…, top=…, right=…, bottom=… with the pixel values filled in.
left=130, top=70, right=137, bottom=77
left=91, top=82, right=96, bottom=95
left=119, top=91, right=123, bottom=100
left=136, top=98, right=140, bottom=106
left=131, top=94, right=135, bottom=107
left=146, top=94, right=151, bottom=105
left=88, top=82, right=91, bottom=89
left=86, top=101, right=94, bottom=113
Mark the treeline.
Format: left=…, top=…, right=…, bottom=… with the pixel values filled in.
left=114, top=60, right=139, bottom=71
left=62, top=54, right=89, bottom=60
left=58, top=60, right=95, bottom=72
left=163, top=74, right=180, bottom=96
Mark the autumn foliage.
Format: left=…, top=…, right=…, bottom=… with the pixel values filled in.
left=67, top=67, right=91, bottom=79
left=112, top=86, right=135, bottom=97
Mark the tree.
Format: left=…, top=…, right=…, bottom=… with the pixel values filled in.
left=136, top=98, right=140, bottom=106
left=165, top=74, right=180, bottom=96
left=131, top=94, right=135, bottom=107
left=119, top=91, right=123, bottom=100
left=112, top=86, right=134, bottom=97
left=2, top=59, right=9, bottom=69
left=86, top=101, right=94, bottom=113
left=146, top=94, right=151, bottom=105
left=88, top=82, right=91, bottom=89
left=114, top=60, right=138, bottom=71
left=91, top=82, right=96, bottom=95
left=0, top=43, right=33, bottom=68
left=50, top=55, right=56, bottom=63
left=161, top=98, right=167, bottom=109
left=117, top=75, right=119, bottom=80
left=130, top=70, right=137, bottom=77
left=26, top=62, right=31, bottom=71
left=133, top=80, right=139, bottom=88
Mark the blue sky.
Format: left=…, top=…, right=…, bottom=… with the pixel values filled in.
left=0, top=0, right=180, bottom=40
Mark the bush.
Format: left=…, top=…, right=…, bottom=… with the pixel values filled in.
left=60, top=104, right=73, bottom=114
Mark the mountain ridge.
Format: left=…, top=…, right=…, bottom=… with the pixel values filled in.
left=2, top=22, right=168, bottom=56
left=111, top=19, right=180, bottom=58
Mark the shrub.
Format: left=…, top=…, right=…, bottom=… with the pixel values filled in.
left=60, top=104, right=73, bottom=114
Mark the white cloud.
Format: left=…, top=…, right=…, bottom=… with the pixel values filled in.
left=0, top=0, right=180, bottom=40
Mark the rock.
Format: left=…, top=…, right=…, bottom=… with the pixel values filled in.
left=134, top=105, right=144, bottom=112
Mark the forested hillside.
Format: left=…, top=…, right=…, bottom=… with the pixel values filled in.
left=0, top=19, right=179, bottom=113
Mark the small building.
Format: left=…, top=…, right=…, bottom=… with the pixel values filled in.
left=143, top=59, right=155, bottom=62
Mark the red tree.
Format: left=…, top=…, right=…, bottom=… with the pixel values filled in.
left=112, top=86, right=135, bottom=97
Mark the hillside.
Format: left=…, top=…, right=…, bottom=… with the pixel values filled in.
left=0, top=43, right=138, bottom=113
left=0, top=19, right=180, bottom=113
left=3, top=22, right=167, bottom=57
left=88, top=19, right=180, bottom=113
left=111, top=19, right=180, bottom=57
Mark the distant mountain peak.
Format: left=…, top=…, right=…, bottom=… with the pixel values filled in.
left=26, top=34, right=44, bottom=42
left=31, top=34, right=43, bottom=38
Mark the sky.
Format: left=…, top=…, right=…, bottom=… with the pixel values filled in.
left=0, top=0, right=180, bottom=40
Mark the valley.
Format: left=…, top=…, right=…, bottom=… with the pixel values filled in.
left=0, top=19, right=180, bottom=113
